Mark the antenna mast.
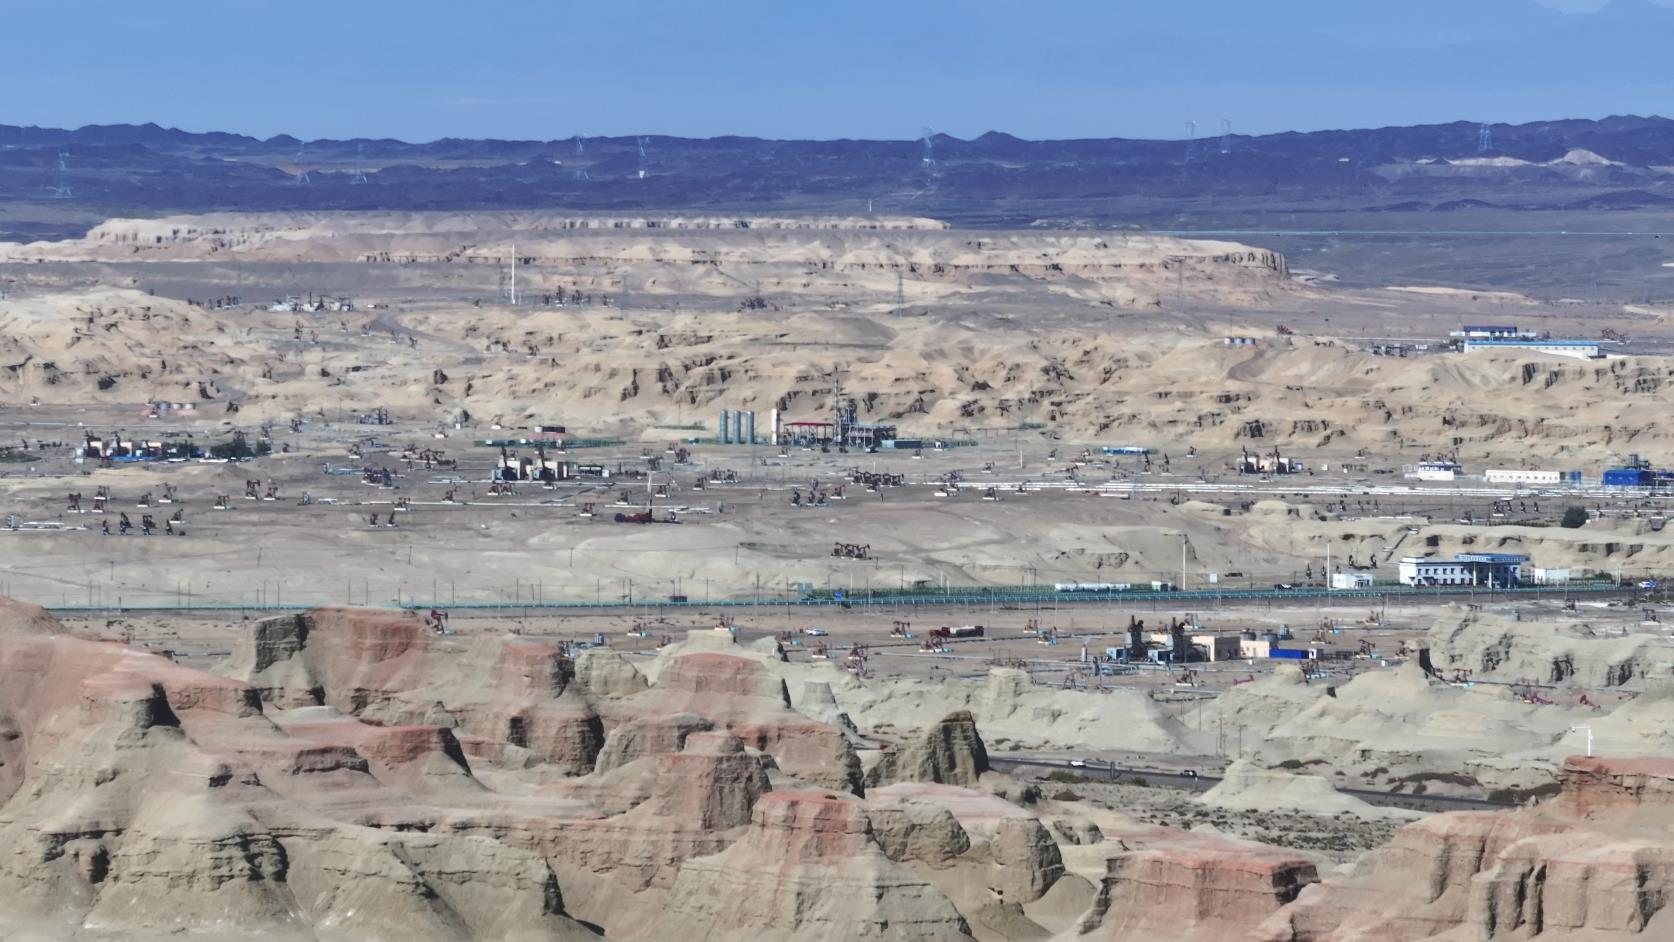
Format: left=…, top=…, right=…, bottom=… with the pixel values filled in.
left=1477, top=123, right=1494, bottom=154
left=351, top=143, right=368, bottom=184
left=1219, top=119, right=1232, bottom=156
left=637, top=136, right=649, bottom=179
left=295, top=140, right=310, bottom=185
left=828, top=365, right=851, bottom=448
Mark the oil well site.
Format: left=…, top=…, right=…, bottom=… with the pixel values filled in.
left=7, top=109, right=1674, bottom=942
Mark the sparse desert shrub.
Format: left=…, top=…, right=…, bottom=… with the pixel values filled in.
left=1043, top=770, right=1090, bottom=784
left=1487, top=782, right=1562, bottom=804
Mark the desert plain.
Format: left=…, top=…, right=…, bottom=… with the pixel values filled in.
left=3, top=209, right=1674, bottom=940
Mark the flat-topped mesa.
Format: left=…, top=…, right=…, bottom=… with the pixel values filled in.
left=656, top=652, right=792, bottom=705
left=231, top=608, right=574, bottom=709
left=225, top=608, right=430, bottom=709
left=1256, top=756, right=1674, bottom=942
left=1083, top=834, right=1319, bottom=942
left=1425, top=609, right=1668, bottom=689
left=221, top=607, right=604, bottom=770
left=638, top=789, right=974, bottom=942
left=276, top=717, right=476, bottom=784
left=71, top=213, right=953, bottom=249
left=743, top=790, right=878, bottom=863
left=652, top=653, right=864, bottom=793
left=1, top=631, right=265, bottom=749
left=1550, top=755, right=1674, bottom=819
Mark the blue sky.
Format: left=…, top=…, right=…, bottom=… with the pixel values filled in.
left=1, top=0, right=1670, bottom=142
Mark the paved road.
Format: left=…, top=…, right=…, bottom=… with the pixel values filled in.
left=990, top=756, right=1517, bottom=814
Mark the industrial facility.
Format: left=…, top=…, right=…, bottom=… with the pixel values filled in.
left=81, top=432, right=199, bottom=462
left=1450, top=325, right=1533, bottom=339
left=1601, top=455, right=1674, bottom=489
left=717, top=408, right=765, bottom=445
left=1484, top=469, right=1581, bottom=485
left=1237, top=447, right=1304, bottom=475
left=1461, top=338, right=1601, bottom=359
left=1398, top=553, right=1528, bottom=587
left=1405, top=460, right=1463, bottom=481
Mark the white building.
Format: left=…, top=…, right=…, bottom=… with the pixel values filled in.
left=1406, top=461, right=1462, bottom=481
left=1531, top=567, right=1571, bottom=585
left=1485, top=469, right=1560, bottom=485
left=1399, top=553, right=1527, bottom=587
left=1462, top=339, right=1600, bottom=360
left=1451, top=325, right=1530, bottom=340
left=1193, top=634, right=1243, bottom=662
left=1331, top=572, right=1374, bottom=590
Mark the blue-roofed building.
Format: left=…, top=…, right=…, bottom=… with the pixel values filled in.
left=1604, top=467, right=1654, bottom=488
left=1603, top=455, right=1674, bottom=488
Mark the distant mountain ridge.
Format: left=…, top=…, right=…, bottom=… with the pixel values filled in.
left=1, top=114, right=1673, bottom=236
left=5, top=114, right=1673, bottom=160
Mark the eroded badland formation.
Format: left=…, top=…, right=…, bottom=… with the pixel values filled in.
left=4, top=148, right=1674, bottom=941
left=7, top=596, right=1674, bottom=941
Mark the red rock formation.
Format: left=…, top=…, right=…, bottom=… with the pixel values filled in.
left=1077, top=830, right=1318, bottom=942
left=0, top=608, right=598, bottom=941
left=648, top=653, right=863, bottom=792
left=221, top=609, right=604, bottom=772
left=639, top=790, right=976, bottom=941
left=1259, top=756, right=1674, bottom=942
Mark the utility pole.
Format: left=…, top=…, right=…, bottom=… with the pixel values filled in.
left=1570, top=725, right=1594, bottom=757
left=509, top=242, right=517, bottom=306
